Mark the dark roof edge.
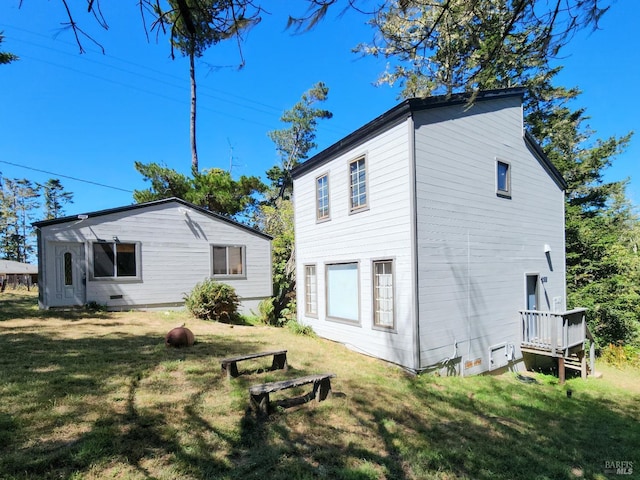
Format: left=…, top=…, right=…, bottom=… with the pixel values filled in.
left=523, top=131, right=568, bottom=191
left=32, top=197, right=273, bottom=240
left=292, top=87, right=526, bottom=179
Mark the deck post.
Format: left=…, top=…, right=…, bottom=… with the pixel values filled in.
left=580, top=351, right=587, bottom=380
left=558, top=357, right=566, bottom=384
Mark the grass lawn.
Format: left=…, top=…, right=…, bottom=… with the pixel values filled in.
left=1, top=290, right=638, bottom=480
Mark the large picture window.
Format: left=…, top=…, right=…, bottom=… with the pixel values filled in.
left=212, top=245, right=245, bottom=276
left=349, top=157, right=367, bottom=212
left=326, top=262, right=359, bottom=322
left=93, top=242, right=138, bottom=278
left=316, top=174, right=330, bottom=221
left=304, top=264, right=317, bottom=315
left=373, top=260, right=394, bottom=328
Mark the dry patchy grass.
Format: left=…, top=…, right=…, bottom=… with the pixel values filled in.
left=1, top=290, right=639, bottom=479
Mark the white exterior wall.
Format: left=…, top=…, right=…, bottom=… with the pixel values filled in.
left=295, top=120, right=417, bottom=368
left=413, top=97, right=566, bottom=374
left=38, top=201, right=272, bottom=313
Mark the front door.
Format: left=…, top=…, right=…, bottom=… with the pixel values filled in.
left=49, top=243, right=86, bottom=307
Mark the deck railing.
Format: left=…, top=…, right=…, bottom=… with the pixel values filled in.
left=520, top=308, right=589, bottom=356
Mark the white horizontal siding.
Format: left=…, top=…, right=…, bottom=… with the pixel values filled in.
left=295, top=119, right=416, bottom=368
left=39, top=202, right=271, bottom=312
left=413, top=97, right=566, bottom=373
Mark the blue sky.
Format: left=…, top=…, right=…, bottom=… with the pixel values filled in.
left=1, top=0, right=638, bottom=218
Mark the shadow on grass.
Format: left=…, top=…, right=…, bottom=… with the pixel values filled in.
left=1, top=314, right=639, bottom=479
left=0, top=324, right=292, bottom=480
left=219, top=373, right=640, bottom=480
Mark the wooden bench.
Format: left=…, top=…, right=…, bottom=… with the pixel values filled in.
left=220, top=350, right=288, bottom=379
left=249, top=373, right=336, bottom=416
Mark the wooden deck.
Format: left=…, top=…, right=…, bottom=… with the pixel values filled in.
left=520, top=308, right=595, bottom=381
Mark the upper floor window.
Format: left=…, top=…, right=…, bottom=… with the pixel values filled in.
left=349, top=157, right=367, bottom=212
left=496, top=160, right=511, bottom=198
left=212, top=245, right=245, bottom=277
left=93, top=242, right=139, bottom=279
left=316, top=174, right=330, bottom=221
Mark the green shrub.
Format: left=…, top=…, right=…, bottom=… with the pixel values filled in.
left=601, top=343, right=640, bottom=369
left=184, top=279, right=239, bottom=322
left=85, top=300, right=106, bottom=312
left=255, top=297, right=275, bottom=325
left=286, top=319, right=315, bottom=337
left=254, top=297, right=296, bottom=327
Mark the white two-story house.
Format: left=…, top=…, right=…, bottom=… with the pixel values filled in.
left=292, top=88, right=586, bottom=376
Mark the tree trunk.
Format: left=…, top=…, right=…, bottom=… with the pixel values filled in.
left=190, top=48, right=199, bottom=172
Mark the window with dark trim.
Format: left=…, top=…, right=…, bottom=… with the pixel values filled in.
left=316, top=174, right=330, bottom=221
left=349, top=157, right=367, bottom=211
left=373, top=260, right=394, bottom=328
left=212, top=245, right=245, bottom=276
left=92, top=242, right=138, bottom=278
left=326, top=262, right=359, bottom=322
left=496, top=160, right=511, bottom=197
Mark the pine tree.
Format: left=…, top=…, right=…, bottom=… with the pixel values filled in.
left=39, top=179, right=74, bottom=220
left=266, top=81, right=332, bottom=202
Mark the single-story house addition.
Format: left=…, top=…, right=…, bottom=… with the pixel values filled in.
left=292, top=87, right=579, bottom=376
left=33, top=198, right=272, bottom=313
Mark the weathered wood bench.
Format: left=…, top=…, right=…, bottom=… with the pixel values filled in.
left=249, top=373, right=336, bottom=416
left=220, top=350, right=288, bottom=379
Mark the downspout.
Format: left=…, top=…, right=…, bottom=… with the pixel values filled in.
left=408, top=113, right=421, bottom=372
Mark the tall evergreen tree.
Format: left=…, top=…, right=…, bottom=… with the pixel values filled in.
left=0, top=178, right=40, bottom=263
left=150, top=0, right=262, bottom=172
left=266, top=81, right=332, bottom=202
left=39, top=179, right=74, bottom=220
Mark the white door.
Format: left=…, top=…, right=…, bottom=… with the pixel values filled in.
left=49, top=243, right=86, bottom=307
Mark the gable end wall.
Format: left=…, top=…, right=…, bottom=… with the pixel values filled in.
left=413, top=96, right=566, bottom=374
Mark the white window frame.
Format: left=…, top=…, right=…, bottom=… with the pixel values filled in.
left=496, top=159, right=511, bottom=198
left=90, top=241, right=142, bottom=281
left=316, top=173, right=330, bottom=222
left=211, top=245, right=246, bottom=278
left=304, top=264, right=318, bottom=316
left=349, top=156, right=368, bottom=213
left=372, top=259, right=395, bottom=330
left=325, top=262, right=360, bottom=324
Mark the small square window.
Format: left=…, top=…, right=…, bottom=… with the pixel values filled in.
left=496, top=160, right=511, bottom=197
left=211, top=245, right=245, bottom=277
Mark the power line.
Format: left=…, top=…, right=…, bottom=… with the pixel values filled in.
left=0, top=160, right=134, bottom=193
left=1, top=25, right=354, bottom=137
